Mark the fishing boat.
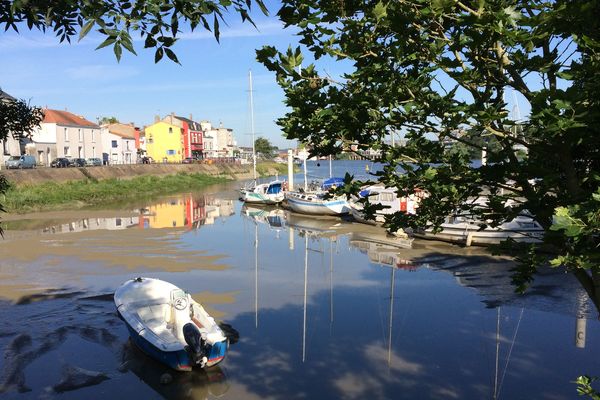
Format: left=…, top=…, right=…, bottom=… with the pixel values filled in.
left=285, top=177, right=350, bottom=216
left=114, top=277, right=228, bottom=372
left=349, top=185, right=422, bottom=225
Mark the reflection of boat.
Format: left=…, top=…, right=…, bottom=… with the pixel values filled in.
left=286, top=212, right=350, bottom=238
left=114, top=277, right=228, bottom=372
left=241, top=205, right=286, bottom=229
left=415, top=198, right=544, bottom=246
left=121, top=340, right=229, bottom=399
left=349, top=185, right=421, bottom=225
left=350, top=225, right=414, bottom=249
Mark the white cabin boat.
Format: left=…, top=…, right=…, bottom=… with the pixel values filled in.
left=349, top=185, right=422, bottom=225
left=285, top=177, right=350, bottom=216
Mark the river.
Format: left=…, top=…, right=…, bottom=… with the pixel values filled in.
left=0, top=162, right=597, bottom=399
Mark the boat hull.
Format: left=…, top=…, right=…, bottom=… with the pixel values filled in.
left=414, top=223, right=544, bottom=246
left=285, top=193, right=349, bottom=216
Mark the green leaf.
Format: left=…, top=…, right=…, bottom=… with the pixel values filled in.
left=373, top=2, right=387, bottom=21
left=114, top=42, right=122, bottom=62
left=164, top=48, right=180, bottom=64
left=155, top=47, right=164, bottom=63
left=79, top=20, right=95, bottom=41
left=95, top=36, right=116, bottom=50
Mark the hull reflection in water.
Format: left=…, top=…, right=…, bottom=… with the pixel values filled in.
left=120, top=340, right=229, bottom=399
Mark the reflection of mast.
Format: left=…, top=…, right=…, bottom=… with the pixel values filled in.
left=329, top=240, right=334, bottom=327
left=387, top=265, right=396, bottom=368
left=302, top=235, right=308, bottom=362
left=493, top=307, right=500, bottom=400
left=576, top=289, right=588, bottom=348
left=254, top=222, right=259, bottom=328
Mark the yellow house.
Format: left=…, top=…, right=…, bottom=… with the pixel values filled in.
left=145, top=121, right=183, bottom=162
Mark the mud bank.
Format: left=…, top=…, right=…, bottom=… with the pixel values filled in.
left=1, top=162, right=286, bottom=187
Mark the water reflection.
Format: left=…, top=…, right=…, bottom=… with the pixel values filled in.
left=15, top=194, right=237, bottom=235
left=0, top=190, right=598, bottom=399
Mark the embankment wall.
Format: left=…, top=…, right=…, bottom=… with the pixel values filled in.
left=0, top=163, right=264, bottom=187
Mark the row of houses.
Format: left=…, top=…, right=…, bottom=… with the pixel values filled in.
left=1, top=90, right=237, bottom=166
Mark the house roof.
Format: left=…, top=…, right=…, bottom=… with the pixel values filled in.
left=43, top=109, right=98, bottom=127
left=175, top=116, right=203, bottom=131
left=106, top=123, right=136, bottom=139
left=0, top=88, right=16, bottom=101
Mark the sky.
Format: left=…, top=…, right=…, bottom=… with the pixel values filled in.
left=0, top=2, right=307, bottom=149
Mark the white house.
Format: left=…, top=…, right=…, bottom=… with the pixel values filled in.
left=0, top=89, right=22, bottom=165
left=200, top=121, right=235, bottom=158
left=30, top=109, right=100, bottom=166
left=101, top=122, right=137, bottom=164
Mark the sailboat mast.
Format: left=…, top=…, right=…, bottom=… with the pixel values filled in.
left=249, top=70, right=257, bottom=184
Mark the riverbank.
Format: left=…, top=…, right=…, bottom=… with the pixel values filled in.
left=1, top=162, right=289, bottom=213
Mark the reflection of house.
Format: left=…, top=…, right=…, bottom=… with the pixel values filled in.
left=42, top=217, right=139, bottom=234
left=0, top=89, right=22, bottom=163
left=101, top=122, right=137, bottom=164
left=144, top=116, right=182, bottom=163
left=138, top=194, right=206, bottom=229
left=30, top=109, right=100, bottom=166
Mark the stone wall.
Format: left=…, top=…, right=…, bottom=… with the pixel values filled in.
left=0, top=163, right=263, bottom=187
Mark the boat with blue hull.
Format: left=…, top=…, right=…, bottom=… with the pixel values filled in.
left=114, top=277, right=228, bottom=372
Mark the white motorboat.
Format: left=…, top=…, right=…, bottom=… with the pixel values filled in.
left=414, top=197, right=545, bottom=246
left=349, top=185, right=422, bottom=225
left=114, top=277, right=228, bottom=371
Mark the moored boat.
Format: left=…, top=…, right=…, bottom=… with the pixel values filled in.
left=414, top=213, right=544, bottom=246
left=114, top=277, right=228, bottom=372
left=349, top=185, right=423, bottom=225
left=240, top=180, right=285, bottom=205
left=284, top=177, right=350, bottom=216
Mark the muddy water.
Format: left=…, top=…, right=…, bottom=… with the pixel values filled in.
left=0, top=183, right=598, bottom=399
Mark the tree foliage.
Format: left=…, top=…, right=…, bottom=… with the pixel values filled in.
left=0, top=0, right=268, bottom=62
left=257, top=1, right=600, bottom=311
left=254, top=136, right=276, bottom=159
left=99, top=116, right=119, bottom=124
left=0, top=97, right=43, bottom=141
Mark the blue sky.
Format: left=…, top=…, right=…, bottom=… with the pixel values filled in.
left=0, top=3, right=305, bottom=149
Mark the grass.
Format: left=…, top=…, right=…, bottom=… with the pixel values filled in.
left=3, top=173, right=229, bottom=213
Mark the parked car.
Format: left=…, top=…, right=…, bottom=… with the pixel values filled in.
left=50, top=157, right=71, bottom=168
left=5, top=155, right=36, bottom=169
left=140, top=156, right=153, bottom=164
left=86, top=158, right=102, bottom=166
left=72, top=158, right=86, bottom=167
left=182, top=157, right=196, bottom=164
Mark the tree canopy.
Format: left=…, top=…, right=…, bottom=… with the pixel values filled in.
left=254, top=136, right=277, bottom=159
left=0, top=0, right=268, bottom=62
left=257, top=1, right=600, bottom=311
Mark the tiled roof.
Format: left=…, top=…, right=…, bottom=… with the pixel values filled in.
left=106, top=123, right=136, bottom=139
left=43, top=109, right=98, bottom=127
left=175, top=116, right=202, bottom=131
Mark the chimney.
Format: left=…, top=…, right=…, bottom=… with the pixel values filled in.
left=189, top=113, right=193, bottom=121
left=129, top=122, right=135, bottom=127
left=154, top=115, right=160, bottom=123
left=170, top=112, right=174, bottom=124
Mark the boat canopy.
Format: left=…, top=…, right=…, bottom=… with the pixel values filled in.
left=267, top=182, right=282, bottom=194
left=322, top=177, right=345, bottom=190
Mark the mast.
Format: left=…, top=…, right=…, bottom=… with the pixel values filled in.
left=249, top=70, right=257, bottom=185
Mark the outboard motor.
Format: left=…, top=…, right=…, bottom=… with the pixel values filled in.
left=183, top=323, right=208, bottom=367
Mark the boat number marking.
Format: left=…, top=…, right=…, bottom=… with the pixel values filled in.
left=174, top=297, right=188, bottom=310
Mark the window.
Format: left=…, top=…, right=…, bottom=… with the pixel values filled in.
left=91, top=130, right=95, bottom=142
left=92, top=147, right=96, bottom=157
left=111, top=140, right=118, bottom=148
left=64, top=146, right=70, bottom=156
left=167, top=149, right=176, bottom=155
left=78, top=129, right=83, bottom=142
left=64, top=128, right=68, bottom=141
left=126, top=141, right=130, bottom=151
left=168, top=127, right=173, bottom=134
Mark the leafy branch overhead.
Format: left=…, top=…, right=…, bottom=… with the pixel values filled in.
left=257, top=1, right=600, bottom=312
left=0, top=0, right=269, bottom=63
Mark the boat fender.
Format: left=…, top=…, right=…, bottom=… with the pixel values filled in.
left=183, top=322, right=208, bottom=366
